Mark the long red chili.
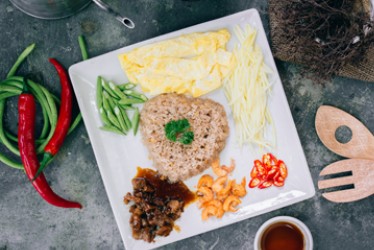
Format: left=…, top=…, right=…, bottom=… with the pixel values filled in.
left=34, top=58, right=73, bottom=179
left=18, top=78, right=82, bottom=208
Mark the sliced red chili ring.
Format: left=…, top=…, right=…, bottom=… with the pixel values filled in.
left=273, top=180, right=284, bottom=187
left=248, top=153, right=288, bottom=189
left=279, top=161, right=288, bottom=179
left=249, top=177, right=261, bottom=188
left=258, top=181, right=273, bottom=189
left=250, top=165, right=259, bottom=178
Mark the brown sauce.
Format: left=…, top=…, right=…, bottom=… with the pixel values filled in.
left=135, top=167, right=196, bottom=205
left=261, top=222, right=304, bottom=250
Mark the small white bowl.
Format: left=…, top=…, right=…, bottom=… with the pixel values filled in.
left=254, top=216, right=313, bottom=250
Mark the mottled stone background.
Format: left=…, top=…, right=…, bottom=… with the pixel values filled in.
left=0, top=0, right=373, bottom=249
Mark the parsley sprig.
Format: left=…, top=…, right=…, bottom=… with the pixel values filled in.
left=165, top=119, right=194, bottom=145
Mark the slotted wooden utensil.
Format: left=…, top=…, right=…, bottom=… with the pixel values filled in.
left=315, top=105, right=374, bottom=202
left=318, top=159, right=374, bottom=203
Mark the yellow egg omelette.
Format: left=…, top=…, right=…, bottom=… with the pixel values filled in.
left=118, top=29, right=235, bottom=97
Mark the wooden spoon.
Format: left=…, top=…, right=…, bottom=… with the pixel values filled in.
left=315, top=105, right=374, bottom=160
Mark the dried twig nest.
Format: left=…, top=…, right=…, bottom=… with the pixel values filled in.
left=270, top=0, right=374, bottom=79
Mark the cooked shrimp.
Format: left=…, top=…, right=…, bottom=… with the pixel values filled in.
left=212, top=176, right=228, bottom=193
left=216, top=180, right=233, bottom=201
left=223, top=195, right=241, bottom=212
left=222, top=158, right=235, bottom=173
left=196, top=187, right=214, bottom=204
left=203, top=200, right=225, bottom=218
left=197, top=174, right=214, bottom=189
left=202, top=205, right=218, bottom=220
left=231, top=177, right=247, bottom=197
left=211, top=158, right=228, bottom=177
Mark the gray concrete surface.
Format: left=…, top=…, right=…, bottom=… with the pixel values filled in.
left=0, top=0, right=373, bottom=249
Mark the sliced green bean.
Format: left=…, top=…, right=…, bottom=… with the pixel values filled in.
left=7, top=43, right=36, bottom=78
left=106, top=93, right=117, bottom=111
left=123, top=90, right=148, bottom=101
left=100, top=125, right=124, bottom=135
left=98, top=107, right=111, bottom=126
left=132, top=108, right=140, bottom=135
left=118, top=83, right=136, bottom=91
left=120, top=107, right=132, bottom=129
left=109, top=81, right=126, bottom=99
left=107, top=111, right=121, bottom=129
left=102, top=91, right=112, bottom=112
left=114, top=106, right=128, bottom=133
left=101, top=79, right=120, bottom=100
left=96, top=76, right=103, bottom=108
left=118, top=97, right=144, bottom=105
left=118, top=103, right=136, bottom=110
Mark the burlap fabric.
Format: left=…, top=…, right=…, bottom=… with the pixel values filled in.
left=269, top=0, right=374, bottom=82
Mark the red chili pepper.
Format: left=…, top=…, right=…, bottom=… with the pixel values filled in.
left=248, top=153, right=288, bottom=189
left=33, top=58, right=73, bottom=180
left=18, top=77, right=82, bottom=209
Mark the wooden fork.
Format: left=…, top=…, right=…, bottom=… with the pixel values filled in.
left=318, top=159, right=374, bottom=203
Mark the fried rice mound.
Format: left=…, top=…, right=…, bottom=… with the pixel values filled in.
left=140, top=93, right=229, bottom=182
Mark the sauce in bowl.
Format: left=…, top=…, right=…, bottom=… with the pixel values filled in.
left=261, top=222, right=304, bottom=250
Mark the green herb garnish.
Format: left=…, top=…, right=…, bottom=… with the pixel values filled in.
left=165, top=119, right=194, bottom=145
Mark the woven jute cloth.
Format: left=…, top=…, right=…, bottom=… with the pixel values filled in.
left=269, top=0, right=374, bottom=82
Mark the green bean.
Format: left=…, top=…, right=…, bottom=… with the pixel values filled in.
left=118, top=97, right=144, bottom=105
left=106, top=93, right=117, bottom=111
left=7, top=43, right=36, bottom=78
left=120, top=107, right=132, bottom=129
left=101, top=79, right=120, bottom=100
left=118, top=83, right=136, bottom=90
left=114, top=106, right=128, bottom=133
left=106, top=111, right=121, bottom=129
left=109, top=81, right=127, bottom=99
left=4, top=131, right=18, bottom=143
left=0, top=151, right=23, bottom=169
left=0, top=77, right=59, bottom=146
left=68, top=113, right=82, bottom=135
left=118, top=103, right=136, bottom=110
left=78, top=35, right=89, bottom=61
left=102, top=91, right=112, bottom=112
left=0, top=44, right=82, bottom=170
left=100, top=125, right=124, bottom=135
left=96, top=76, right=103, bottom=108
left=0, top=100, right=19, bottom=155
left=0, top=92, right=19, bottom=100
left=98, top=108, right=111, bottom=126
left=123, top=90, right=148, bottom=101
left=132, top=108, right=140, bottom=135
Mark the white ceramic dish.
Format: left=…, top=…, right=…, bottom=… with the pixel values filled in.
left=254, top=216, right=313, bottom=250
left=69, top=9, right=315, bottom=250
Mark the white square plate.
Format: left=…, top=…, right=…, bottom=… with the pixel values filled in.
left=69, top=9, right=315, bottom=250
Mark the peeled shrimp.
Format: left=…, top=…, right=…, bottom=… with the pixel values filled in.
left=196, top=186, right=214, bottom=204
left=211, top=158, right=228, bottom=177
left=222, top=158, right=236, bottom=174
left=197, top=174, right=214, bottom=189
left=212, top=176, right=228, bottom=193
left=231, top=177, right=247, bottom=197
left=223, top=195, right=241, bottom=212
left=202, top=205, right=218, bottom=220
left=203, top=200, right=224, bottom=218
left=216, top=179, right=233, bottom=201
